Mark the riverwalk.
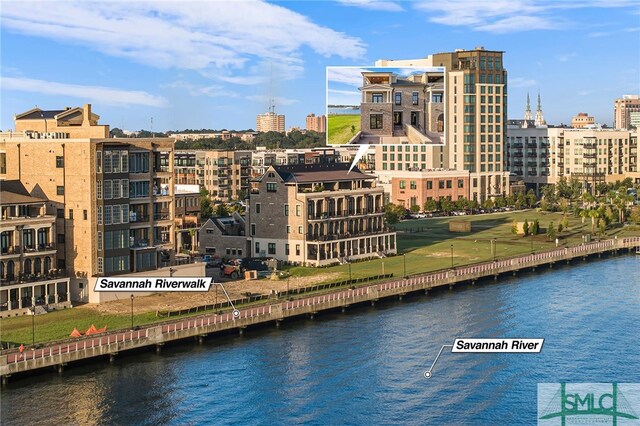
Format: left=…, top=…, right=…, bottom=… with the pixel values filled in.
left=2, top=236, right=639, bottom=384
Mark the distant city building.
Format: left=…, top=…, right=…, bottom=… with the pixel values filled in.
left=571, top=112, right=595, bottom=129
left=614, top=95, right=640, bottom=129
left=306, top=113, right=326, bottom=133
left=168, top=131, right=258, bottom=142
left=0, top=181, right=71, bottom=314
left=247, top=163, right=396, bottom=266
left=377, top=47, right=511, bottom=202
left=1, top=104, right=177, bottom=303
left=256, top=112, right=285, bottom=133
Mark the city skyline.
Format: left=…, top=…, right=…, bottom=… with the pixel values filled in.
left=1, top=1, right=639, bottom=131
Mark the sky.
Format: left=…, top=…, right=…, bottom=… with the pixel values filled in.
left=1, top=0, right=639, bottom=132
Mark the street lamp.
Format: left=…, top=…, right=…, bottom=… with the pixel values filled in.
left=130, top=294, right=134, bottom=329
left=348, top=262, right=352, bottom=282
left=530, top=233, right=534, bottom=254
left=31, top=305, right=35, bottom=347
left=450, top=244, right=454, bottom=269
left=403, top=253, right=407, bottom=278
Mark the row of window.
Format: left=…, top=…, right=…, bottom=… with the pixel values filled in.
left=254, top=242, right=301, bottom=256
left=97, top=151, right=129, bottom=174
left=382, top=145, right=429, bottom=152
left=97, top=179, right=130, bottom=200
left=97, top=255, right=130, bottom=274
left=97, top=205, right=130, bottom=226
left=97, top=229, right=130, bottom=251
left=398, top=179, right=465, bottom=190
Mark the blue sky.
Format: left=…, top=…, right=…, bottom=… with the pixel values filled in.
left=1, top=0, right=639, bottom=131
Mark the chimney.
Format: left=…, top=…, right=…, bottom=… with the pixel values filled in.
left=83, top=103, right=91, bottom=125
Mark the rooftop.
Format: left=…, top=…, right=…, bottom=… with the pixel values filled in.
left=0, top=180, right=47, bottom=205
left=270, top=163, right=373, bottom=183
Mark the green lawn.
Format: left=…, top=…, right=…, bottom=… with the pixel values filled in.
left=327, top=114, right=360, bottom=145
left=3, top=209, right=638, bottom=347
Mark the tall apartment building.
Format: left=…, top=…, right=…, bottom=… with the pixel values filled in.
left=247, top=163, right=397, bottom=266
left=305, top=114, right=326, bottom=133
left=377, top=47, right=511, bottom=202
left=256, top=112, right=285, bottom=133
left=0, top=104, right=176, bottom=303
left=614, top=95, right=640, bottom=130
left=1, top=181, right=71, bottom=314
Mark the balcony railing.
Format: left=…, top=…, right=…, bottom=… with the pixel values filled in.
left=583, top=143, right=597, bottom=150
left=154, top=213, right=171, bottom=221
left=0, top=269, right=68, bottom=286
left=308, top=208, right=384, bottom=220
left=130, top=239, right=150, bottom=249
left=583, top=153, right=597, bottom=158
left=23, top=243, right=56, bottom=253
left=129, top=214, right=150, bottom=223
left=0, top=246, right=21, bottom=255
left=307, top=228, right=393, bottom=241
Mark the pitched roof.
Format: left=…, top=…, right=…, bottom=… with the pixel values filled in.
left=15, top=108, right=66, bottom=120
left=270, top=163, right=374, bottom=183
left=0, top=180, right=47, bottom=205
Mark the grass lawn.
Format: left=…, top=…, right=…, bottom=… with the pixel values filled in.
left=327, top=114, right=360, bottom=145
left=3, top=209, right=638, bottom=347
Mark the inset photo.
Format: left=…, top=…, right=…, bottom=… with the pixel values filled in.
left=327, top=66, right=446, bottom=145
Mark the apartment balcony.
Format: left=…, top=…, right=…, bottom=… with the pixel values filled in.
left=0, top=269, right=68, bottom=286
left=307, top=228, right=393, bottom=242
left=583, top=143, right=597, bottom=150
left=153, top=165, right=172, bottom=174
left=153, top=212, right=172, bottom=221
left=527, top=171, right=538, bottom=176
left=526, top=143, right=537, bottom=148
left=307, top=208, right=385, bottom=221
left=527, top=161, right=538, bottom=167
left=511, top=143, right=523, bottom=149
left=583, top=152, right=597, bottom=159
left=0, top=246, right=21, bottom=258
left=22, top=243, right=56, bottom=255
left=512, top=161, right=523, bottom=167
left=130, top=239, right=151, bottom=249
left=512, top=152, right=523, bottom=158
left=129, top=213, right=150, bottom=223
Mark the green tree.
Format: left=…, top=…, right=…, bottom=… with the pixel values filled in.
left=410, top=204, right=420, bottom=213
left=494, top=196, right=506, bottom=208
left=598, top=218, right=607, bottom=235
left=384, top=203, right=404, bottom=225
left=424, top=198, right=439, bottom=212
left=546, top=221, right=557, bottom=240
left=483, top=198, right=494, bottom=211
left=531, top=219, right=539, bottom=235
left=588, top=209, right=600, bottom=234
left=526, top=189, right=537, bottom=208
left=214, top=204, right=230, bottom=217
left=199, top=187, right=214, bottom=220
left=629, top=206, right=640, bottom=224
left=561, top=215, right=569, bottom=231
left=511, top=221, right=518, bottom=235
left=440, top=197, right=454, bottom=214
left=523, top=219, right=530, bottom=236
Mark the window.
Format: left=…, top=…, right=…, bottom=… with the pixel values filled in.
left=296, top=244, right=301, bottom=256
left=251, top=223, right=256, bottom=236
left=298, top=226, right=303, bottom=234
left=255, top=242, right=260, bottom=255
left=56, top=156, right=64, bottom=168
left=113, top=206, right=121, bottom=224
left=395, top=92, right=402, bottom=105
left=266, top=183, right=277, bottom=193
left=121, top=205, right=129, bottom=223
left=412, top=92, right=419, bottom=105
left=121, top=179, right=129, bottom=198
left=57, top=186, right=64, bottom=195
left=98, top=257, right=104, bottom=274
left=268, top=243, right=276, bottom=255
left=104, top=180, right=113, bottom=199
left=284, top=204, right=289, bottom=216
left=286, top=226, right=291, bottom=234
left=97, top=232, right=103, bottom=251
left=113, top=179, right=121, bottom=199
left=104, top=151, right=112, bottom=173
left=410, top=181, right=417, bottom=190
left=439, top=180, right=445, bottom=189
left=104, top=205, right=112, bottom=225
left=458, top=179, right=464, bottom=188
left=121, top=151, right=128, bottom=173
left=97, top=180, right=102, bottom=199
left=399, top=180, right=406, bottom=189
left=296, top=205, right=301, bottom=216
left=255, top=203, right=261, bottom=214
left=370, top=114, right=383, bottom=130
left=285, top=244, right=290, bottom=256
left=96, top=151, right=102, bottom=173
left=83, top=210, right=88, bottom=220
left=112, top=151, right=121, bottom=173
left=69, top=209, right=73, bottom=220
left=427, top=181, right=433, bottom=190
left=372, top=93, right=383, bottom=103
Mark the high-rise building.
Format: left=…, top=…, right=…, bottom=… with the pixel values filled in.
left=614, top=95, right=640, bottom=130
left=256, top=112, right=285, bottom=133
left=377, top=46, right=511, bottom=202
left=1, top=104, right=178, bottom=303
left=305, top=114, right=326, bottom=133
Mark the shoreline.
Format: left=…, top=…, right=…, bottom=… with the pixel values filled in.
left=1, top=237, right=639, bottom=386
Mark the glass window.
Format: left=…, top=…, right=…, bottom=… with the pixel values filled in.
left=395, top=92, right=402, bottom=105
left=372, top=93, right=383, bottom=103
left=370, top=114, right=383, bottom=130
left=412, top=92, right=418, bottom=105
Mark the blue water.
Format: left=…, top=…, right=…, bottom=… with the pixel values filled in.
left=328, top=107, right=360, bottom=115
left=2, top=256, right=639, bottom=425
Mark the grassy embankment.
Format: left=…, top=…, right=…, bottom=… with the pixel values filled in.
left=3, top=210, right=638, bottom=346
left=327, top=114, right=360, bottom=145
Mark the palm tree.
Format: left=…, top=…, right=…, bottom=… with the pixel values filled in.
left=588, top=209, right=600, bottom=234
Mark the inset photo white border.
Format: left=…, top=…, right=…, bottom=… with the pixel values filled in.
left=326, top=66, right=446, bottom=146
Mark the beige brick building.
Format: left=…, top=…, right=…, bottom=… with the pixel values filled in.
left=247, top=163, right=396, bottom=266
left=256, top=112, right=285, bottom=133
left=0, top=105, right=177, bottom=303
left=614, top=95, right=640, bottom=130
left=571, top=113, right=595, bottom=129
left=305, top=114, right=326, bottom=133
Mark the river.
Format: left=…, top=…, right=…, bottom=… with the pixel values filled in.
left=2, top=256, right=639, bottom=425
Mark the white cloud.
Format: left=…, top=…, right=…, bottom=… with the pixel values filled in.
left=1, top=1, right=366, bottom=73
left=557, top=53, right=577, bottom=62
left=509, top=77, right=537, bottom=88
left=336, top=0, right=404, bottom=12
left=327, top=67, right=368, bottom=87
left=329, top=88, right=360, bottom=95
left=163, top=81, right=239, bottom=98
left=413, top=0, right=637, bottom=33
left=246, top=95, right=299, bottom=106
left=2, top=76, right=168, bottom=107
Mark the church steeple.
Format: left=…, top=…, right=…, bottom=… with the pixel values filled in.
left=535, top=91, right=546, bottom=126
left=524, top=92, right=532, bottom=121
